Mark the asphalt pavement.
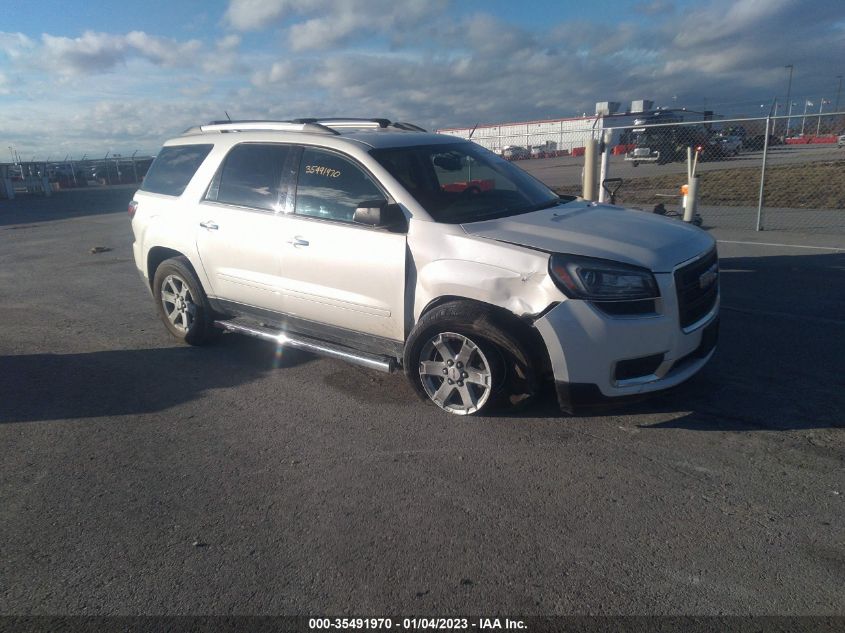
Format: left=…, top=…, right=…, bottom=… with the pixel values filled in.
left=1, top=187, right=843, bottom=616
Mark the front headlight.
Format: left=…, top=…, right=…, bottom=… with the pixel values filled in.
left=549, top=254, right=659, bottom=301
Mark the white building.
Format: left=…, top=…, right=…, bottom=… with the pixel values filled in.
left=436, top=100, right=708, bottom=155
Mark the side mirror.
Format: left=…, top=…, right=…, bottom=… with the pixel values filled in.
left=353, top=200, right=407, bottom=231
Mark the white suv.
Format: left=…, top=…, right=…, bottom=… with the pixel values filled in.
left=130, top=118, right=719, bottom=415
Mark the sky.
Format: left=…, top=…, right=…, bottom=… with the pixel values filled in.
left=1, top=0, right=844, bottom=159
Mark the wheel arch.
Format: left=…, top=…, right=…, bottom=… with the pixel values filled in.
left=147, top=247, right=195, bottom=289
left=413, top=296, right=553, bottom=382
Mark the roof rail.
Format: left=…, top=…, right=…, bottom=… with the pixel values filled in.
left=292, top=118, right=392, bottom=129
left=198, top=120, right=340, bottom=135
left=293, top=118, right=427, bottom=132
left=185, top=118, right=428, bottom=136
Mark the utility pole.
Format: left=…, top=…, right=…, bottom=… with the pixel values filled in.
left=800, top=100, right=811, bottom=136
left=816, top=98, right=828, bottom=136
left=131, top=150, right=139, bottom=183
left=783, top=64, right=794, bottom=137
left=836, top=75, right=843, bottom=113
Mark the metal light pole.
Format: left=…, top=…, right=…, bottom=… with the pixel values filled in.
left=816, top=99, right=828, bottom=136
left=800, top=100, right=810, bottom=136
left=783, top=64, right=794, bottom=137
left=836, top=75, right=843, bottom=113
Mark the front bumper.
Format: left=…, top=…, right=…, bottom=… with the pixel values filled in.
left=533, top=270, right=719, bottom=412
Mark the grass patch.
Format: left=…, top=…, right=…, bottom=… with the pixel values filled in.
left=556, top=159, right=845, bottom=209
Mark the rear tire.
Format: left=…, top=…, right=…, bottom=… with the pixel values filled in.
left=404, top=301, right=538, bottom=416
left=152, top=257, right=218, bottom=345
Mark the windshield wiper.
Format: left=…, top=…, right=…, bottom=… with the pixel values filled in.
left=469, top=198, right=561, bottom=221
left=444, top=197, right=563, bottom=224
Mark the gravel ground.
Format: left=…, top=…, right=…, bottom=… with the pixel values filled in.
left=0, top=187, right=843, bottom=617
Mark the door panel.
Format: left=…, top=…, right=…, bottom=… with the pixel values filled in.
left=278, top=146, right=406, bottom=341
left=195, top=205, right=287, bottom=311
left=278, top=217, right=406, bottom=340
left=194, top=143, right=295, bottom=311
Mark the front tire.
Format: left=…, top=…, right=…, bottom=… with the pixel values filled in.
left=152, top=257, right=217, bottom=345
left=405, top=301, right=538, bottom=416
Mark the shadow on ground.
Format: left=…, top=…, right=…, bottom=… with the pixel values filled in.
left=0, top=335, right=315, bottom=424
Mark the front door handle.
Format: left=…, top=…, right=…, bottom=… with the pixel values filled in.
left=287, top=236, right=309, bottom=247
left=199, top=220, right=219, bottom=230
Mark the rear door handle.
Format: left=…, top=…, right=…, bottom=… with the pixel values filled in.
left=199, top=220, right=219, bottom=230
left=287, top=236, right=309, bottom=247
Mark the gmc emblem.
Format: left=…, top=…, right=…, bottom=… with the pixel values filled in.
left=699, top=263, right=719, bottom=289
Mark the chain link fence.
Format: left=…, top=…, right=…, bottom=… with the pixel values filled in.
left=0, top=156, right=154, bottom=199
left=487, top=113, right=845, bottom=235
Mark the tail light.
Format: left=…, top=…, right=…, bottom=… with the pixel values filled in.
left=128, top=200, right=138, bottom=219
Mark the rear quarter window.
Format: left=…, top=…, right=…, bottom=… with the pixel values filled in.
left=140, top=144, right=214, bottom=196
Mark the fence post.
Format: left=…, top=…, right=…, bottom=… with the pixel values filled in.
left=583, top=136, right=598, bottom=201
left=755, top=115, right=772, bottom=231
left=683, top=176, right=699, bottom=222
left=597, top=130, right=611, bottom=203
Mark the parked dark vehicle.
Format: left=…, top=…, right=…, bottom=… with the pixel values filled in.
left=627, top=121, right=710, bottom=165
left=502, top=146, right=530, bottom=160
left=743, top=134, right=782, bottom=151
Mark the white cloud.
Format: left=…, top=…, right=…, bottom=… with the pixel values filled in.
left=225, top=0, right=298, bottom=31
left=22, top=31, right=204, bottom=76
left=217, top=34, right=242, bottom=51
left=225, top=0, right=448, bottom=51
left=124, top=31, right=202, bottom=67
left=41, top=32, right=125, bottom=74
left=251, top=60, right=294, bottom=86
left=0, top=32, right=35, bottom=59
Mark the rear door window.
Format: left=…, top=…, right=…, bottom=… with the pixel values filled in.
left=140, top=144, right=213, bottom=196
left=206, top=143, right=295, bottom=213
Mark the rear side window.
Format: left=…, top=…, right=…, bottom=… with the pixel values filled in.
left=205, top=143, right=294, bottom=212
left=140, top=144, right=213, bottom=196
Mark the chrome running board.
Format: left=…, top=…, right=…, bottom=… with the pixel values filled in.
left=214, top=318, right=395, bottom=373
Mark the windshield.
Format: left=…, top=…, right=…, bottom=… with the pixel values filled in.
left=369, top=142, right=560, bottom=223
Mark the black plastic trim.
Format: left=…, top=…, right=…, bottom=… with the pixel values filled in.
left=554, top=381, right=651, bottom=414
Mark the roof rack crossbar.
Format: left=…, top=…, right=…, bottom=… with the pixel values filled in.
left=391, top=121, right=428, bottom=132
left=293, top=117, right=393, bottom=128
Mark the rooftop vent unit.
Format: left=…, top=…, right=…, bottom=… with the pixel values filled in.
left=595, top=102, right=621, bottom=116
left=631, top=100, right=654, bottom=113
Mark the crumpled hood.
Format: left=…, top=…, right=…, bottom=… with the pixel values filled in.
left=461, top=200, right=715, bottom=272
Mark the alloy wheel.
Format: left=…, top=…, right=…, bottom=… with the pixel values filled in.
left=419, top=332, right=493, bottom=415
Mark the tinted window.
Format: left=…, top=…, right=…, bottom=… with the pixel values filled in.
left=370, top=142, right=559, bottom=224
left=207, top=144, right=293, bottom=212
left=294, top=148, right=383, bottom=223
left=141, top=144, right=213, bottom=196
